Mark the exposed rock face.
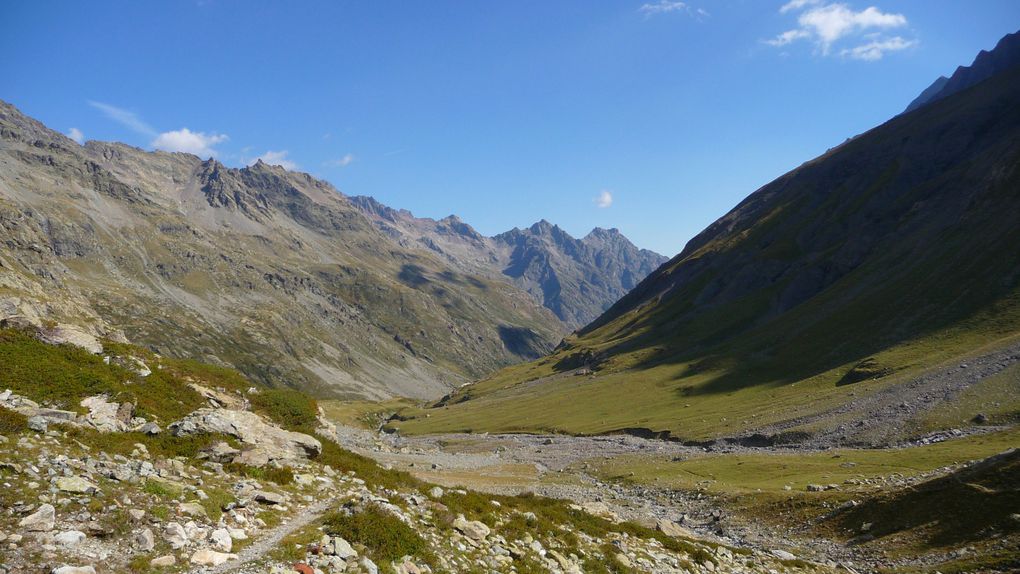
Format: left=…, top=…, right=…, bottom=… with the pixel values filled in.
left=0, top=100, right=565, bottom=400
left=37, top=323, right=103, bottom=354
left=171, top=408, right=321, bottom=466
left=352, top=196, right=668, bottom=328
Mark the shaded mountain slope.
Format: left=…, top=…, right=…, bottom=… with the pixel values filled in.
left=0, top=100, right=564, bottom=400
left=390, top=46, right=1020, bottom=440
left=350, top=197, right=667, bottom=327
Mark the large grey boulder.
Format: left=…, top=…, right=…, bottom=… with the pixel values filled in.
left=38, top=323, right=103, bottom=354
left=19, top=503, right=56, bottom=531
left=171, top=408, right=321, bottom=466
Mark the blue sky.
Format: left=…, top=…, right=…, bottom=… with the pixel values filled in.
left=3, top=1, right=1018, bottom=255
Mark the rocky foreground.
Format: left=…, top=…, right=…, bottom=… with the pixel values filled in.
left=0, top=325, right=831, bottom=574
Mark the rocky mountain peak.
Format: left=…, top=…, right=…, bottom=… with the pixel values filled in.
left=904, top=28, right=1020, bottom=113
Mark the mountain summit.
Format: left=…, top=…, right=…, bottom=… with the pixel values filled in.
left=350, top=198, right=668, bottom=327
left=905, top=29, right=1020, bottom=112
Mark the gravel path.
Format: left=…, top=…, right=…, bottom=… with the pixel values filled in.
left=193, top=499, right=335, bottom=574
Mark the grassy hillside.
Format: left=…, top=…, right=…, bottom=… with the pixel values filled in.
left=387, top=66, right=1020, bottom=440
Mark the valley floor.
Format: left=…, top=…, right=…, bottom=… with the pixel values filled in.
left=328, top=420, right=1020, bottom=574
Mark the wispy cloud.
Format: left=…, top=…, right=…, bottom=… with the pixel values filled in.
left=840, top=36, right=915, bottom=61
left=779, top=0, right=820, bottom=14
left=151, top=128, right=228, bottom=157
left=595, top=190, right=614, bottom=208
left=67, top=127, right=85, bottom=145
left=88, top=101, right=156, bottom=136
left=249, top=150, right=298, bottom=171
left=639, top=1, right=687, bottom=16
left=326, top=153, right=355, bottom=168
left=767, top=2, right=914, bottom=60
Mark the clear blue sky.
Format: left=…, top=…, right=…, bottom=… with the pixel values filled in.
left=3, top=1, right=1018, bottom=255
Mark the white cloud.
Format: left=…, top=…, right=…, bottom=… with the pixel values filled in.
left=67, top=128, right=84, bottom=145
left=595, top=190, right=614, bottom=208
left=249, top=150, right=298, bottom=170
left=88, top=101, right=156, bottom=136
left=766, top=29, right=811, bottom=46
left=151, top=128, right=228, bottom=157
left=840, top=36, right=915, bottom=60
left=768, top=2, right=911, bottom=58
left=779, top=0, right=820, bottom=14
left=326, top=153, right=355, bottom=168
left=639, top=1, right=686, bottom=16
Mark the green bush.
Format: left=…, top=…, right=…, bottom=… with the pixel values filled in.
left=224, top=463, right=295, bottom=485
left=323, top=505, right=435, bottom=565
left=250, top=388, right=319, bottom=433
left=316, top=440, right=421, bottom=491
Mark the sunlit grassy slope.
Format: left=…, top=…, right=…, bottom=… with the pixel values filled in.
left=388, top=66, right=1020, bottom=439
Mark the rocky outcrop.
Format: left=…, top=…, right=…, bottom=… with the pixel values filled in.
left=171, top=408, right=321, bottom=466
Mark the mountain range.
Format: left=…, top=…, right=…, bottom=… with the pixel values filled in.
left=349, top=195, right=667, bottom=328
left=0, top=103, right=662, bottom=400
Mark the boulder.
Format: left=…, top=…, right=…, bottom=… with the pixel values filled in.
left=38, top=323, right=103, bottom=354
left=210, top=528, right=232, bottom=552
left=189, top=549, right=238, bottom=566
left=54, top=530, right=86, bottom=546
left=330, top=536, right=357, bottom=559
left=164, top=522, right=188, bottom=549
left=81, top=395, right=133, bottom=432
left=771, top=549, right=798, bottom=561
left=150, top=555, right=176, bottom=567
left=50, top=567, right=97, bottom=574
left=171, top=408, right=321, bottom=466
left=19, top=503, right=56, bottom=531
left=178, top=502, right=208, bottom=518
left=140, top=422, right=162, bottom=435
left=656, top=519, right=697, bottom=539
left=55, top=476, right=99, bottom=495
left=27, top=416, right=48, bottom=433
left=135, top=528, right=155, bottom=552
left=452, top=514, right=490, bottom=541
left=253, top=490, right=286, bottom=505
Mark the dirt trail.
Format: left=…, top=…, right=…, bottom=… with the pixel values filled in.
left=193, top=499, right=335, bottom=574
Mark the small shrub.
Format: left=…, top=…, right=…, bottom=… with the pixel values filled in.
left=250, top=388, right=319, bottom=433
left=224, top=463, right=295, bottom=485
left=0, top=406, right=27, bottom=434
left=200, top=487, right=235, bottom=522
left=150, top=506, right=170, bottom=521
left=323, top=505, right=435, bottom=565
left=143, top=479, right=183, bottom=500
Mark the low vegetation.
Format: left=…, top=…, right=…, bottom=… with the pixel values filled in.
left=323, top=505, right=436, bottom=566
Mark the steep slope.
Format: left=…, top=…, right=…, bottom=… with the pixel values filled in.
left=905, top=29, right=1020, bottom=112
left=390, top=46, right=1020, bottom=441
left=903, top=75, right=948, bottom=113
left=350, top=197, right=668, bottom=327
left=0, top=100, right=564, bottom=400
